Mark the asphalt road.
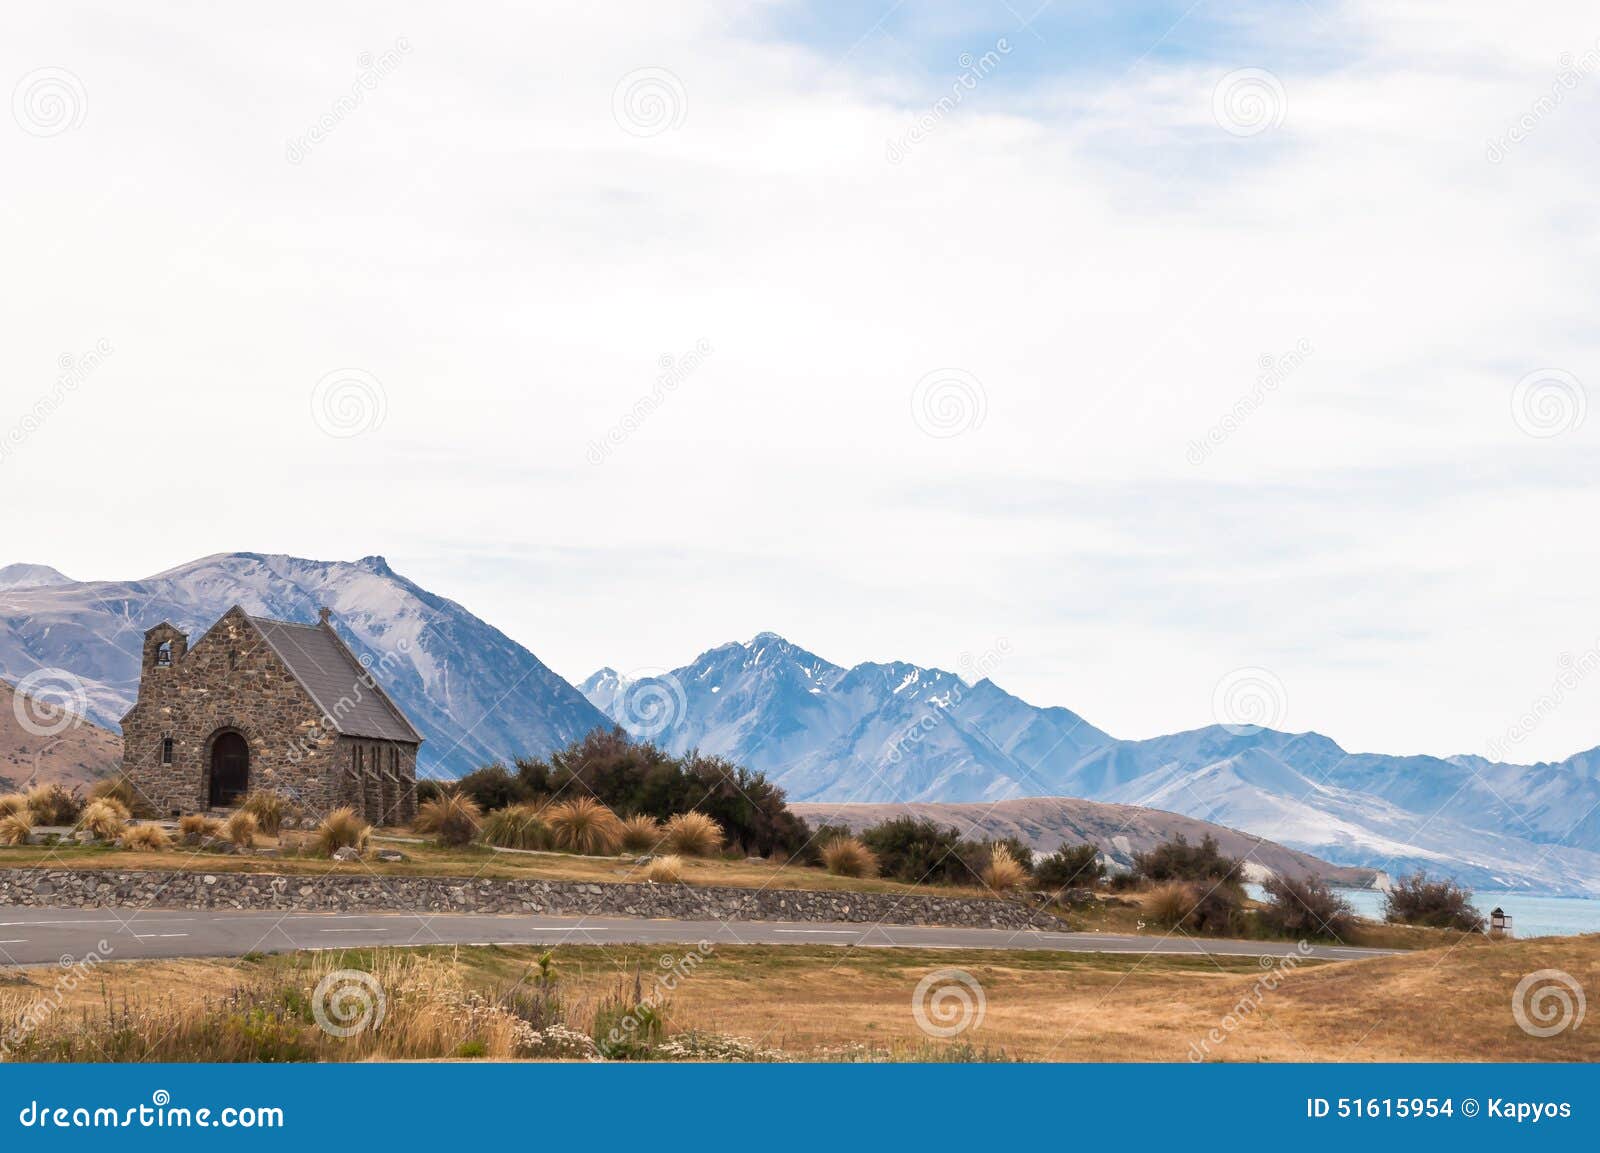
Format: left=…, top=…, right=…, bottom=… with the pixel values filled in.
left=0, top=908, right=1401, bottom=967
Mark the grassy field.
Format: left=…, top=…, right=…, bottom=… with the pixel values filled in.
left=4, top=934, right=1593, bottom=1061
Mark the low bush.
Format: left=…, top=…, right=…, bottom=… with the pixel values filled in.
left=619, top=814, right=663, bottom=853
left=224, top=810, right=258, bottom=849
left=455, top=764, right=526, bottom=812
left=414, top=779, right=445, bottom=807
left=26, top=783, right=83, bottom=826
left=241, top=791, right=291, bottom=837
left=480, top=803, right=553, bottom=850
left=1146, top=880, right=1244, bottom=934
left=1258, top=874, right=1356, bottom=939
left=645, top=854, right=684, bottom=883
left=546, top=796, right=623, bottom=855
left=1033, top=844, right=1106, bottom=891
left=661, top=811, right=723, bottom=857
left=121, top=823, right=171, bottom=852
left=313, top=807, right=371, bottom=858
left=78, top=799, right=128, bottom=840
left=820, top=837, right=877, bottom=878
left=981, top=845, right=1030, bottom=893
left=0, top=813, right=32, bottom=845
left=1384, top=871, right=1486, bottom=932
left=1131, top=834, right=1241, bottom=885
left=860, top=817, right=968, bottom=885
left=415, top=792, right=483, bottom=847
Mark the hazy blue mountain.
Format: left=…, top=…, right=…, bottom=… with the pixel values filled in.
left=586, top=635, right=1600, bottom=894
left=0, top=552, right=609, bottom=779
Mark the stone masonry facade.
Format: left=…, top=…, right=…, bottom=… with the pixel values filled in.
left=120, top=606, right=419, bottom=825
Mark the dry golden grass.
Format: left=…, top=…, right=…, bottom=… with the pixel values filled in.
left=545, top=797, right=623, bottom=856
left=224, top=810, right=258, bottom=849
left=821, top=837, right=877, bottom=878
left=981, top=845, right=1028, bottom=893
left=25, top=782, right=81, bottom=825
left=179, top=814, right=222, bottom=841
left=241, top=790, right=291, bottom=837
left=0, top=813, right=30, bottom=846
left=661, top=811, right=723, bottom=857
left=644, top=854, right=684, bottom=883
left=313, top=808, right=371, bottom=857
left=121, top=823, right=171, bottom=851
left=78, top=799, right=128, bottom=840
left=414, top=793, right=482, bottom=847
left=481, top=804, right=553, bottom=850
left=8, top=935, right=1593, bottom=1062
left=619, top=814, right=663, bottom=853
left=0, top=793, right=26, bottom=818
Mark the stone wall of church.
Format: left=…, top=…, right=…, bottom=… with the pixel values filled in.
left=121, top=607, right=348, bottom=818
left=334, top=736, right=418, bottom=826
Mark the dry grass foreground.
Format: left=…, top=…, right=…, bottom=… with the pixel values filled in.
left=2, top=934, right=1594, bottom=1062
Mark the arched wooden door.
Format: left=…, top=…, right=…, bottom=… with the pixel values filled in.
left=208, top=731, right=249, bottom=806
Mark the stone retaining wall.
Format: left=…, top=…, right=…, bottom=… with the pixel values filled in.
left=0, top=869, right=1057, bottom=930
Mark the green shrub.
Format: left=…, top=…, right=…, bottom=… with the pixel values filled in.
left=1033, top=844, right=1106, bottom=891
left=1145, top=879, right=1243, bottom=934
left=455, top=764, right=527, bottom=812
left=860, top=817, right=968, bottom=884
left=1258, top=874, right=1356, bottom=939
left=415, top=779, right=446, bottom=807
left=1131, top=834, right=1241, bottom=885
left=1384, top=871, right=1486, bottom=932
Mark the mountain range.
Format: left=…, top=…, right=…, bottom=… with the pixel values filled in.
left=583, top=638, right=1600, bottom=895
left=0, top=554, right=607, bottom=779
left=5, top=553, right=1600, bottom=894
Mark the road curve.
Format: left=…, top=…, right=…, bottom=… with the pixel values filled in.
left=0, top=907, right=1401, bottom=967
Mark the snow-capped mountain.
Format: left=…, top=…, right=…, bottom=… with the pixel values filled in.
left=587, top=634, right=1600, bottom=894
left=0, top=563, right=73, bottom=592
left=0, top=553, right=609, bottom=779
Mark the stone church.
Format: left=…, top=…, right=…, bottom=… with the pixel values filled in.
left=121, top=605, right=422, bottom=825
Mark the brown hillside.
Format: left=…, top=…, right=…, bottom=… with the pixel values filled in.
left=0, top=679, right=122, bottom=792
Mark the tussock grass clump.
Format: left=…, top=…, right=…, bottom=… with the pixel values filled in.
left=1145, top=879, right=1243, bottom=934
left=224, top=810, right=258, bottom=849
left=121, top=823, right=172, bottom=852
left=0, top=793, right=27, bottom=818
left=546, top=797, right=623, bottom=856
left=415, top=792, right=483, bottom=847
left=26, top=783, right=83, bottom=826
left=0, top=813, right=32, bottom=846
left=179, top=814, right=222, bottom=842
left=241, top=790, right=291, bottom=837
left=78, top=799, right=128, bottom=840
left=89, top=776, right=155, bottom=818
left=981, top=845, right=1029, bottom=893
left=661, top=811, right=723, bottom=857
left=313, top=807, right=371, bottom=858
left=1146, top=881, right=1196, bottom=928
left=619, top=814, right=663, bottom=853
left=645, top=854, right=685, bottom=883
left=820, top=837, right=877, bottom=878
left=480, top=803, right=553, bottom=850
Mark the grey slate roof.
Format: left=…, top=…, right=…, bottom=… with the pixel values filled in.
left=248, top=615, right=423, bottom=743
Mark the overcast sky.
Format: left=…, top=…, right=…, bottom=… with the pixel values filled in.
left=4, top=1, right=1599, bottom=764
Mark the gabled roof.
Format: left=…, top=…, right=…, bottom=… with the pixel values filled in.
left=246, top=613, right=423, bottom=744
